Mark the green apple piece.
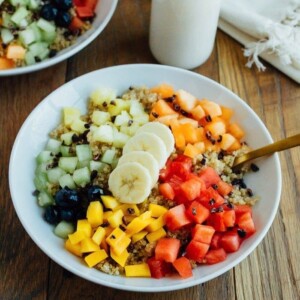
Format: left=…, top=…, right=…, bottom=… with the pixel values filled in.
left=101, top=148, right=116, bottom=164
left=107, top=99, right=130, bottom=116
left=92, top=124, right=114, bottom=144
left=90, top=88, right=117, bottom=106
left=63, top=107, right=81, bottom=127
left=70, top=119, right=88, bottom=134
left=91, top=111, right=111, bottom=126
left=133, top=113, right=149, bottom=125
left=129, top=100, right=145, bottom=116
left=113, top=131, right=130, bottom=148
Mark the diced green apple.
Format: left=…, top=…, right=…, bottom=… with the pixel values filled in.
left=63, top=107, right=81, bottom=127
left=92, top=124, right=114, bottom=144
left=90, top=88, right=117, bottom=106
left=91, top=111, right=111, bottom=126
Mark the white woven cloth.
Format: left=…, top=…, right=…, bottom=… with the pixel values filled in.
left=219, top=0, right=300, bottom=83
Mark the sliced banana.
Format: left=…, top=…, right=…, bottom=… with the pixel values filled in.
left=117, top=151, right=159, bottom=187
left=122, top=132, right=168, bottom=168
left=108, top=162, right=152, bottom=204
left=136, top=122, right=175, bottom=156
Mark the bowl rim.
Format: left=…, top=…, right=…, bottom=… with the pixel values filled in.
left=9, top=64, right=282, bottom=292
left=0, top=0, right=118, bottom=77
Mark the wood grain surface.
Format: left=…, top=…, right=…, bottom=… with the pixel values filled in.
left=1, top=1, right=299, bottom=299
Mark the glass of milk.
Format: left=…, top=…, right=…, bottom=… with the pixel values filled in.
left=149, top=0, right=221, bottom=69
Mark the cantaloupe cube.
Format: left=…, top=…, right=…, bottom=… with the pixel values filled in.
left=178, top=117, right=198, bottom=128
left=227, top=139, right=242, bottom=151
left=196, top=127, right=205, bottom=141
left=149, top=203, right=168, bottom=217
left=151, top=83, right=174, bottom=98
left=228, top=123, right=245, bottom=139
left=199, top=100, right=222, bottom=118
left=84, top=250, right=108, bottom=267
left=170, top=119, right=185, bottom=149
left=220, top=133, right=236, bottom=150
left=156, top=113, right=179, bottom=125
left=221, top=106, right=234, bottom=121
left=205, top=119, right=226, bottom=138
left=77, top=220, right=92, bottom=237
left=191, top=105, right=206, bottom=120
left=146, top=227, right=167, bottom=243
left=107, top=209, right=124, bottom=228
left=181, top=123, right=198, bottom=144
left=175, top=89, right=198, bottom=112
left=86, top=201, right=103, bottom=227
left=92, top=226, right=106, bottom=245
left=125, top=263, right=151, bottom=277
left=184, top=143, right=202, bottom=158
left=152, top=99, right=177, bottom=116
left=65, top=239, right=82, bottom=257
left=110, top=248, right=129, bottom=267
left=80, top=238, right=100, bottom=253
left=131, top=230, right=148, bottom=243
left=194, top=142, right=205, bottom=154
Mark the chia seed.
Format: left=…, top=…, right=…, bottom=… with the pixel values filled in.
left=250, top=163, right=259, bottom=172
left=237, top=228, right=247, bottom=238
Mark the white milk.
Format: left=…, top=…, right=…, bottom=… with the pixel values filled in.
left=149, top=0, right=221, bottom=69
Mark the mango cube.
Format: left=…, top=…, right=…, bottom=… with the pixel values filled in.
left=131, top=230, right=147, bottom=243
left=101, top=195, right=120, bottom=210
left=103, top=211, right=114, bottom=222
left=149, top=203, right=168, bottom=217
left=80, top=238, right=100, bottom=253
left=106, top=227, right=131, bottom=256
left=146, top=215, right=166, bottom=232
left=68, top=230, right=85, bottom=245
left=125, top=263, right=151, bottom=277
left=146, top=227, right=167, bottom=243
left=86, top=201, right=103, bottom=227
left=65, top=239, right=82, bottom=257
left=92, top=226, right=106, bottom=245
left=63, top=107, right=81, bottom=127
left=117, top=203, right=140, bottom=216
left=77, top=220, right=92, bottom=237
left=110, top=249, right=129, bottom=267
left=84, top=250, right=108, bottom=268
left=126, top=211, right=152, bottom=236
left=107, top=209, right=124, bottom=228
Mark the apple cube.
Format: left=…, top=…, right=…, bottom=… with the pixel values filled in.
left=133, top=113, right=149, bottom=125
left=129, top=100, right=145, bottom=116
left=101, top=148, right=116, bottom=164
left=63, top=107, right=81, bottom=127
left=92, top=111, right=111, bottom=126
left=108, top=99, right=130, bottom=116
left=93, top=124, right=114, bottom=144
left=114, top=110, right=131, bottom=127
left=120, top=122, right=140, bottom=136
left=70, top=119, right=88, bottom=133
left=90, top=88, right=117, bottom=106
left=113, top=130, right=130, bottom=148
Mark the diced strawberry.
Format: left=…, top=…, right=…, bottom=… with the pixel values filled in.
left=191, top=224, right=215, bottom=244
left=165, top=204, right=192, bottom=231
left=186, top=201, right=210, bottom=224
left=220, top=231, right=241, bottom=253
left=186, top=240, right=210, bottom=262
left=204, top=248, right=227, bottom=264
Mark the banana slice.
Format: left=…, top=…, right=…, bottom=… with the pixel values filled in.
left=136, top=122, right=175, bottom=156
left=122, top=132, right=168, bottom=168
left=117, top=151, right=159, bottom=187
left=108, top=162, right=152, bottom=204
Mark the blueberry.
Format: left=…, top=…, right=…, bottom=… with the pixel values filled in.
left=55, top=188, right=80, bottom=207
left=87, top=185, right=105, bottom=201
left=55, top=11, right=72, bottom=28
left=44, top=206, right=59, bottom=224
left=53, top=0, right=73, bottom=11
left=40, top=4, right=58, bottom=21
left=58, top=208, right=76, bottom=222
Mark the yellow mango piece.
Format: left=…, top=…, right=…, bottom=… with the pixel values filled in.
left=68, top=230, right=85, bottom=245
left=123, top=215, right=136, bottom=225
left=101, top=195, right=120, bottom=210
left=113, top=235, right=131, bottom=256
left=131, top=230, right=147, bottom=243
left=126, top=211, right=152, bottom=236
left=125, top=263, right=151, bottom=277
left=149, top=203, right=168, bottom=217
left=106, top=227, right=126, bottom=248
left=84, top=250, right=108, bottom=268
left=103, top=211, right=113, bottom=222
left=92, top=226, right=106, bottom=245
left=80, top=238, right=100, bottom=253
left=107, top=209, right=124, bottom=228
left=77, top=220, right=92, bottom=237
left=117, top=204, right=140, bottom=216
left=63, top=107, right=81, bottom=127
left=104, top=225, right=115, bottom=237
left=86, top=201, right=103, bottom=227
left=146, top=215, right=166, bottom=232
left=65, top=239, right=82, bottom=257
left=146, top=227, right=167, bottom=243
left=110, top=249, right=129, bottom=267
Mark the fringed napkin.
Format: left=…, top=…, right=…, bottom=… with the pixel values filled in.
left=218, top=0, right=300, bottom=83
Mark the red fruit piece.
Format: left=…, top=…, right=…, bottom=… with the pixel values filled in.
left=159, top=182, right=175, bottom=200
left=165, top=204, right=192, bottom=231
left=204, top=248, right=227, bottom=265
left=198, top=167, right=221, bottom=188
left=173, top=257, right=193, bottom=279
left=220, top=231, right=241, bottom=253
left=186, top=201, right=210, bottom=224
left=186, top=240, right=210, bottom=262
left=191, top=224, right=215, bottom=244
left=237, top=212, right=256, bottom=237
left=180, top=178, right=202, bottom=201
left=155, top=238, right=181, bottom=263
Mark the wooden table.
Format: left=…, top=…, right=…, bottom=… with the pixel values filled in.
left=1, top=1, right=299, bottom=299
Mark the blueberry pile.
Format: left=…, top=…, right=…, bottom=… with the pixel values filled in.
left=44, top=185, right=107, bottom=225
left=40, top=0, right=73, bottom=28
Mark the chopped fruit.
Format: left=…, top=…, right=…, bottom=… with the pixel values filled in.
left=228, top=123, right=245, bottom=139
left=199, top=100, right=222, bottom=118
left=186, top=240, right=210, bottom=262
left=84, top=250, right=108, bottom=267
left=175, top=89, right=198, bottom=112
left=125, top=263, right=151, bottom=277
left=150, top=83, right=174, bottom=98
left=204, top=248, right=227, bottom=265
left=173, top=257, right=193, bottom=278
left=155, top=238, right=181, bottom=263
left=191, top=224, right=215, bottom=244
left=165, top=204, right=192, bottom=231
left=220, top=133, right=237, bottom=150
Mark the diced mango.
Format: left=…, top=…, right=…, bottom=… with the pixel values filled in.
left=77, top=220, right=92, bottom=237
left=84, top=250, right=108, bottom=267
left=106, top=227, right=126, bottom=248
left=131, top=230, right=148, bottom=243
left=65, top=239, right=82, bottom=257
left=101, top=195, right=120, bottom=210
left=107, top=209, right=124, bottom=228
left=103, top=211, right=114, bottom=222
left=113, top=235, right=131, bottom=256
left=146, top=216, right=166, bottom=232
left=80, top=238, right=100, bottom=253
left=149, top=203, right=168, bottom=218
left=63, top=107, right=81, bottom=127
left=104, top=226, right=115, bottom=237
left=117, top=203, right=140, bottom=216
left=110, top=249, right=129, bottom=267
left=68, top=230, right=85, bottom=245
left=126, top=212, right=152, bottom=236
left=125, top=263, right=151, bottom=277
left=146, top=227, right=167, bottom=243
left=86, top=201, right=103, bottom=227
left=123, top=215, right=136, bottom=225
left=92, top=226, right=106, bottom=245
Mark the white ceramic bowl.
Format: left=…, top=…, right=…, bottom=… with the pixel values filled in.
left=0, top=0, right=118, bottom=76
left=9, top=64, right=281, bottom=292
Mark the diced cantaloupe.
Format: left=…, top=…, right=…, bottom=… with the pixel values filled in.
left=184, top=143, right=202, bottom=158
left=0, top=57, right=15, bottom=70
left=178, top=117, right=198, bottom=128
left=228, top=122, right=245, bottom=139
left=205, top=119, right=226, bottom=138
left=221, top=106, right=234, bottom=121
left=152, top=99, right=177, bottom=116
left=194, top=141, right=205, bottom=153
left=6, top=45, right=26, bottom=59
left=191, top=104, right=206, bottom=120
left=195, top=127, right=205, bottom=141
left=156, top=113, right=179, bottom=126
left=199, top=99, right=222, bottom=118
left=227, top=139, right=242, bottom=151
left=220, top=133, right=236, bottom=150
left=175, top=89, right=198, bottom=112
left=181, top=123, right=199, bottom=144
left=150, top=83, right=174, bottom=98
left=170, top=119, right=185, bottom=149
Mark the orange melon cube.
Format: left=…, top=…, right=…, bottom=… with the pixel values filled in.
left=181, top=123, right=198, bottom=144
left=205, top=119, right=226, bottom=138
left=0, top=57, right=15, bottom=70
left=221, top=106, right=234, bottom=121
left=228, top=123, right=245, bottom=140
left=227, top=139, right=242, bottom=151
left=170, top=119, right=186, bottom=149
left=220, top=133, right=236, bottom=150
left=152, top=99, right=177, bottom=116
left=156, top=113, right=179, bottom=126
left=175, top=89, right=198, bottom=112
left=151, top=84, right=174, bottom=98
left=184, top=143, right=202, bottom=158
left=204, top=139, right=220, bottom=152
left=178, top=117, right=198, bottom=128
left=195, top=127, right=205, bottom=141
left=191, top=105, right=206, bottom=121
left=199, top=100, right=222, bottom=118
left=194, top=142, right=205, bottom=153
left=6, top=45, right=26, bottom=59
